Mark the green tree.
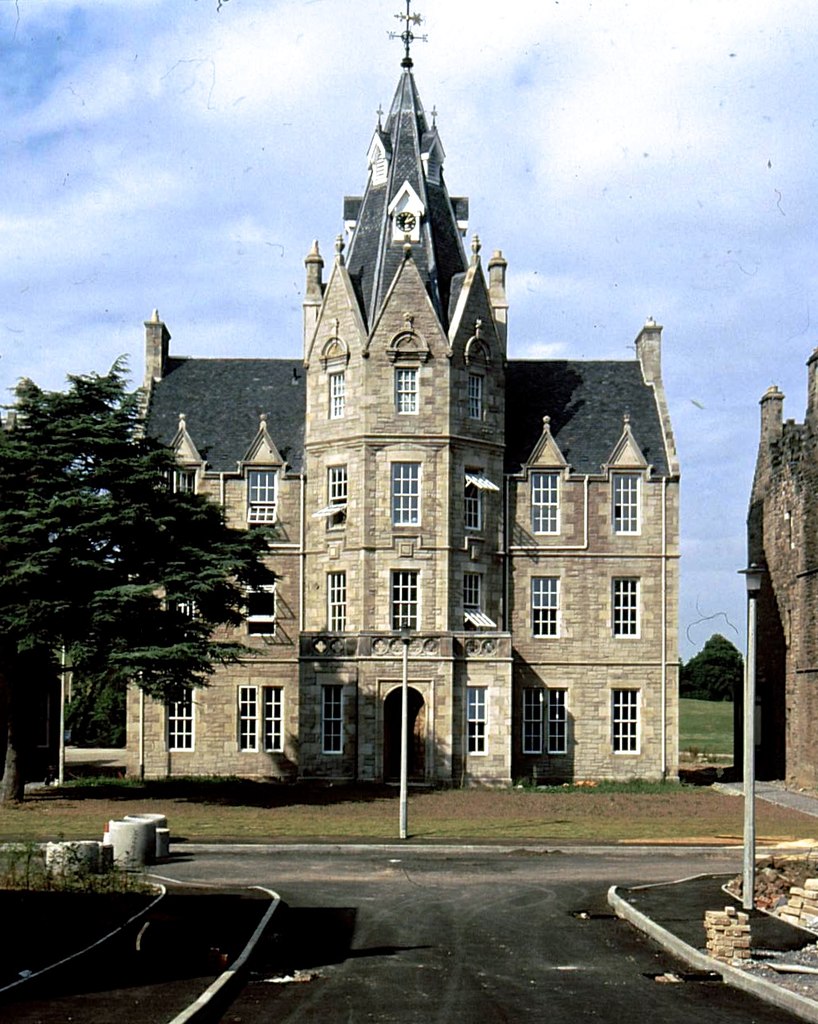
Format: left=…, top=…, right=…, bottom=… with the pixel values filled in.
left=680, top=633, right=743, bottom=702
left=0, top=364, right=272, bottom=803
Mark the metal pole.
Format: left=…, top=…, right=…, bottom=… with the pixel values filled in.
left=399, top=632, right=409, bottom=840
left=58, top=646, right=66, bottom=787
left=742, top=591, right=758, bottom=910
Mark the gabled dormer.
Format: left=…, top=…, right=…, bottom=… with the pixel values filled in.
left=605, top=413, right=650, bottom=473
left=366, top=131, right=392, bottom=187
left=387, top=180, right=425, bottom=243
left=242, top=413, right=285, bottom=470
left=525, top=416, right=569, bottom=472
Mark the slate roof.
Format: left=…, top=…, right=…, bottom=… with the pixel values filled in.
left=344, top=68, right=467, bottom=330
left=146, top=358, right=305, bottom=473
left=505, top=360, right=671, bottom=476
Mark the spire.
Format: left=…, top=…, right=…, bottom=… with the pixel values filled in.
left=344, top=62, right=468, bottom=332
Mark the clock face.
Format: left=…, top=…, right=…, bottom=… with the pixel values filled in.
left=396, top=211, right=416, bottom=232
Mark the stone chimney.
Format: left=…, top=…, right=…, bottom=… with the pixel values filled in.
left=635, top=317, right=662, bottom=384
left=760, top=384, right=784, bottom=444
left=303, top=240, right=325, bottom=355
left=144, top=310, right=170, bottom=386
left=488, top=250, right=508, bottom=353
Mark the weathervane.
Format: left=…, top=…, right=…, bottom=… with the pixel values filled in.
left=389, top=1, right=427, bottom=68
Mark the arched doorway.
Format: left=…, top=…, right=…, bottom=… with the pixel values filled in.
left=383, top=687, right=426, bottom=781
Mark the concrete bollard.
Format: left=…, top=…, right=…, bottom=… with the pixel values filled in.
left=45, top=841, right=102, bottom=879
left=124, top=813, right=169, bottom=862
left=155, top=827, right=171, bottom=860
left=108, top=819, right=154, bottom=869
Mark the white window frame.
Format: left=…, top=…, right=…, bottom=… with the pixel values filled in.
left=263, top=686, right=283, bottom=752
left=329, top=370, right=346, bottom=419
left=531, top=471, right=559, bottom=535
left=522, top=688, right=543, bottom=755
left=612, top=578, right=639, bottom=638
left=463, top=571, right=481, bottom=613
left=391, top=569, right=419, bottom=630
left=391, top=462, right=420, bottom=526
left=547, top=689, right=568, bottom=755
left=467, top=686, right=487, bottom=755
left=170, top=468, right=196, bottom=494
left=167, top=692, right=194, bottom=751
left=322, top=684, right=344, bottom=755
left=612, top=689, right=640, bottom=753
left=238, top=685, right=259, bottom=752
left=612, top=473, right=640, bottom=535
left=467, top=372, right=483, bottom=420
left=247, top=469, right=277, bottom=525
left=328, top=465, right=348, bottom=529
left=328, top=571, right=347, bottom=632
left=395, top=367, right=418, bottom=414
left=531, top=577, right=560, bottom=637
left=247, top=583, right=277, bottom=636
left=464, top=478, right=483, bottom=532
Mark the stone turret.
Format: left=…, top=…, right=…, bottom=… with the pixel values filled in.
left=303, top=241, right=324, bottom=355
left=760, top=384, right=784, bottom=444
left=488, top=250, right=508, bottom=353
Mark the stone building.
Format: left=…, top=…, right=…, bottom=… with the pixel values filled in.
left=747, top=351, right=818, bottom=786
left=125, top=53, right=680, bottom=786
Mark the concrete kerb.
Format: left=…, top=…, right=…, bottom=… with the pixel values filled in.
left=166, top=886, right=281, bottom=1024
left=608, top=881, right=818, bottom=1024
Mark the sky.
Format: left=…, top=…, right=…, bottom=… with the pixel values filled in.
left=2, top=0, right=817, bottom=660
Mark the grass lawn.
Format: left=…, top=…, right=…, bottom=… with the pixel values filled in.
left=0, top=777, right=815, bottom=845
left=679, top=698, right=733, bottom=760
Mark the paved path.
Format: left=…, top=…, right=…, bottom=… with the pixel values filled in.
left=715, top=780, right=818, bottom=819
left=162, top=845, right=806, bottom=1023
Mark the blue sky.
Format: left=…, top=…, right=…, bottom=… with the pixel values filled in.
left=2, top=0, right=817, bottom=659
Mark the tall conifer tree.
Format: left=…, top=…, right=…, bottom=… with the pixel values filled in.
left=0, top=364, right=272, bottom=803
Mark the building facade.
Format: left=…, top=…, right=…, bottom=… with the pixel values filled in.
left=125, top=58, right=680, bottom=786
left=748, top=351, right=818, bottom=787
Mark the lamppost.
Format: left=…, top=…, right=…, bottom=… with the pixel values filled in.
left=399, top=623, right=411, bottom=840
left=739, top=563, right=764, bottom=910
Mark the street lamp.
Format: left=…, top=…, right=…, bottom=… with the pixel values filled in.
left=399, top=623, right=411, bottom=840
left=739, top=563, right=764, bottom=910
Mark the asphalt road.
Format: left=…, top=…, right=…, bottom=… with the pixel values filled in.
left=155, top=845, right=805, bottom=1023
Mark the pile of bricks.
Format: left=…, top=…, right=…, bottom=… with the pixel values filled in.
left=776, top=877, right=818, bottom=931
left=704, top=906, right=751, bottom=963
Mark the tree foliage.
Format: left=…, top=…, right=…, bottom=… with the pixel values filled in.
left=0, top=363, right=273, bottom=802
left=680, top=633, right=743, bottom=702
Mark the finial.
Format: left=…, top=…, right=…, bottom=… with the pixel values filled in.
left=389, top=2, right=427, bottom=69
left=543, top=415, right=551, bottom=432
left=178, top=412, right=186, bottom=430
left=623, top=412, right=631, bottom=427
left=335, top=234, right=345, bottom=265
left=471, top=234, right=481, bottom=264
left=260, top=412, right=268, bottom=428
left=403, top=241, right=413, bottom=260
left=376, top=104, right=384, bottom=130
left=151, top=308, right=161, bottom=323
left=474, top=318, right=483, bottom=339
left=403, top=311, right=415, bottom=331
left=431, top=105, right=438, bottom=127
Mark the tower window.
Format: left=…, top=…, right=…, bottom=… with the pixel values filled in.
left=395, top=368, right=418, bottom=414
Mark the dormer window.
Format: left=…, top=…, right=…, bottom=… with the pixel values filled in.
left=388, top=180, right=424, bottom=242
left=247, top=469, right=277, bottom=525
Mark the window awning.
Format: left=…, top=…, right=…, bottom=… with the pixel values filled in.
left=312, top=503, right=347, bottom=519
left=465, top=473, right=499, bottom=492
left=464, top=610, right=497, bottom=629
